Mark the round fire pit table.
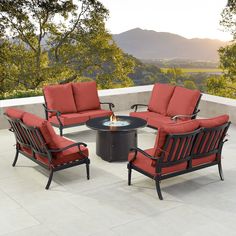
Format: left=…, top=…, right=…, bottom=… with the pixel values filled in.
left=86, top=116, right=147, bottom=162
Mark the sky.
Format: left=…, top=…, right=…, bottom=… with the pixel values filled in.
left=99, top=0, right=232, bottom=41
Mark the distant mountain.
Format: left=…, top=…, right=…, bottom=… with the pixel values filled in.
left=113, top=28, right=228, bottom=61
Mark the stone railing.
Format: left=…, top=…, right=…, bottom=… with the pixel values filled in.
left=1, top=85, right=236, bottom=129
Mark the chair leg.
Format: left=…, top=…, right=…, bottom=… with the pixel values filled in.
left=86, top=160, right=90, bottom=180
left=59, top=126, right=63, bottom=136
left=155, top=180, right=163, bottom=200
left=45, top=169, right=54, bottom=190
left=128, top=165, right=132, bottom=186
left=12, top=148, right=19, bottom=167
left=218, top=161, right=224, bottom=181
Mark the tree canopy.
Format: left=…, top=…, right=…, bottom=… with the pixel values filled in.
left=0, top=0, right=135, bottom=97
left=219, top=0, right=236, bottom=82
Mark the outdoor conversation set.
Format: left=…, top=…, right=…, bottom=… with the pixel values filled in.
left=5, top=81, right=231, bottom=200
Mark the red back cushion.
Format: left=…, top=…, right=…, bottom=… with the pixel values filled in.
left=72, top=81, right=100, bottom=112
left=198, top=115, right=229, bottom=128
left=43, top=83, right=77, bottom=117
left=5, top=108, right=25, bottom=119
left=22, top=112, right=58, bottom=149
left=193, top=115, right=229, bottom=155
left=148, top=83, right=175, bottom=115
left=153, top=119, right=199, bottom=158
left=167, top=87, right=201, bottom=118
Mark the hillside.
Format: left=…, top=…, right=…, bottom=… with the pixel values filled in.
left=113, top=28, right=228, bottom=61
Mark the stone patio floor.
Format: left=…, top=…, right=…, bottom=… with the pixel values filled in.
left=0, top=111, right=236, bottom=236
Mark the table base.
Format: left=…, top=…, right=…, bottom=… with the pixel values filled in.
left=96, top=130, right=137, bottom=162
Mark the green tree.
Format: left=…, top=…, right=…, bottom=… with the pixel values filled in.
left=219, top=43, right=236, bottom=82
left=184, top=80, right=197, bottom=90
left=166, top=67, right=184, bottom=85
left=220, top=0, right=236, bottom=39
left=219, top=0, right=236, bottom=82
left=0, top=0, right=135, bottom=96
left=207, top=76, right=236, bottom=98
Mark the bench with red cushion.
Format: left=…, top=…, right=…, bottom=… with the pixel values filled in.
left=127, top=115, right=230, bottom=200
left=43, top=81, right=114, bottom=136
left=4, top=108, right=90, bottom=189
left=130, top=83, right=201, bottom=129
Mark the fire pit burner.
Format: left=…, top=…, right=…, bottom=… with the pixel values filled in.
left=103, top=120, right=130, bottom=127
left=103, top=114, right=130, bottom=127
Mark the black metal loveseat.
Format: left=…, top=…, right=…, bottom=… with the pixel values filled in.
left=130, top=83, right=202, bottom=129
left=5, top=108, right=90, bottom=189
left=43, top=81, right=114, bottom=136
left=128, top=115, right=230, bottom=200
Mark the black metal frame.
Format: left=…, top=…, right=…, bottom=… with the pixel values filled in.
left=5, top=114, right=90, bottom=189
left=127, top=122, right=231, bottom=200
left=130, top=92, right=202, bottom=124
left=43, top=90, right=115, bottom=136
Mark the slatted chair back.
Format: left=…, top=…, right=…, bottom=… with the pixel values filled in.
left=5, top=116, right=31, bottom=150
left=20, top=122, right=50, bottom=158
left=193, top=122, right=230, bottom=158
left=5, top=115, right=50, bottom=159
left=156, top=129, right=201, bottom=173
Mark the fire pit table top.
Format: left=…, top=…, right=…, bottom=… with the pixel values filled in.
left=86, top=115, right=147, bottom=132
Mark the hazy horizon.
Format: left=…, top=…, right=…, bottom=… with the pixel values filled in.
left=100, top=0, right=232, bottom=42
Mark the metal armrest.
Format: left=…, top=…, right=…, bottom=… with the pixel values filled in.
left=100, top=102, right=115, bottom=111
left=49, top=142, right=87, bottom=153
left=130, top=104, right=148, bottom=112
left=129, top=147, right=158, bottom=162
left=171, top=109, right=200, bottom=122
left=42, top=104, right=61, bottom=117
left=42, top=104, right=62, bottom=126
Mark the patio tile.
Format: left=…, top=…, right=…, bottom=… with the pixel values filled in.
left=0, top=113, right=235, bottom=235
left=0, top=208, right=39, bottom=236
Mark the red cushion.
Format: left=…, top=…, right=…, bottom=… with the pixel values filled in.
left=20, top=146, right=32, bottom=156
left=72, top=81, right=100, bottom=112
left=130, top=111, right=163, bottom=121
left=128, top=148, right=187, bottom=176
left=49, top=113, right=89, bottom=126
left=5, top=108, right=25, bottom=119
left=148, top=115, right=175, bottom=129
left=167, top=87, right=201, bottom=118
left=79, top=109, right=113, bottom=119
left=148, top=83, right=175, bottom=115
left=193, top=115, right=229, bottom=155
left=43, top=83, right=77, bottom=117
left=192, top=154, right=216, bottom=167
left=36, top=136, right=89, bottom=166
left=154, top=119, right=199, bottom=157
left=22, top=112, right=58, bottom=149
left=198, top=115, right=229, bottom=128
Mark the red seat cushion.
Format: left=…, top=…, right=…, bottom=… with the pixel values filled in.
left=192, top=154, right=216, bottom=167
left=148, top=83, right=175, bottom=115
left=128, top=148, right=187, bottom=176
left=154, top=119, right=200, bottom=157
left=22, top=112, right=58, bottom=149
left=72, top=81, right=101, bottom=112
left=167, top=87, right=201, bottom=118
left=198, top=115, right=229, bottom=128
left=79, top=109, right=113, bottom=119
left=36, top=136, right=89, bottom=166
left=5, top=108, right=25, bottom=119
left=130, top=111, right=162, bottom=121
left=148, top=114, right=175, bottom=129
left=49, top=113, right=89, bottom=126
left=43, top=83, right=77, bottom=117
